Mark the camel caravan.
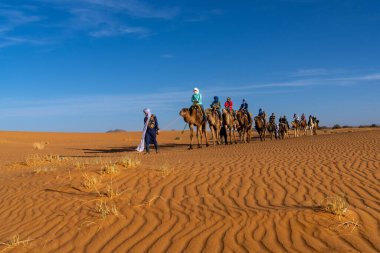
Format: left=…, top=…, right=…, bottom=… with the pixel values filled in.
left=179, top=88, right=319, bottom=149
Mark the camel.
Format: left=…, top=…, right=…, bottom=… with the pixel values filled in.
left=222, top=109, right=237, bottom=144
left=236, top=110, right=252, bottom=143
left=278, top=122, right=289, bottom=139
left=308, top=115, right=319, bottom=136
left=300, top=119, right=307, bottom=136
left=292, top=120, right=300, bottom=137
left=205, top=108, right=221, bottom=146
left=179, top=105, right=209, bottom=149
left=254, top=116, right=266, bottom=141
left=312, top=116, right=319, bottom=135
left=266, top=122, right=277, bottom=140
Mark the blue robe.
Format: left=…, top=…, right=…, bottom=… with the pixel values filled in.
left=144, top=115, right=159, bottom=152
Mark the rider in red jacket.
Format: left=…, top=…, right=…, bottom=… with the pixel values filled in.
left=224, top=97, right=233, bottom=111
left=224, top=97, right=235, bottom=118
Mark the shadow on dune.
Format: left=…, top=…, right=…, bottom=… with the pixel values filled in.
left=44, top=187, right=100, bottom=198
left=79, top=143, right=190, bottom=154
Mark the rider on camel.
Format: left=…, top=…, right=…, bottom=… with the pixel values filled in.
left=239, top=99, right=251, bottom=123
left=293, top=113, right=300, bottom=122
left=284, top=115, right=290, bottom=129
left=258, top=108, right=266, bottom=125
left=258, top=108, right=264, bottom=117
left=191, top=88, right=206, bottom=122
left=269, top=113, right=276, bottom=124
left=224, top=97, right=235, bottom=118
left=210, top=96, right=222, bottom=120
left=301, top=113, right=306, bottom=121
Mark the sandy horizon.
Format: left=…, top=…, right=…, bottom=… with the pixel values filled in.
left=0, top=128, right=379, bottom=252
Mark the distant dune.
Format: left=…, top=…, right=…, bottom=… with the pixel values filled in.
left=106, top=129, right=127, bottom=133
left=0, top=128, right=379, bottom=252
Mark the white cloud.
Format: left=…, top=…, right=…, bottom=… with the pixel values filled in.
left=0, top=0, right=180, bottom=48
left=72, top=0, right=179, bottom=19
left=90, top=26, right=149, bottom=37
left=0, top=36, right=49, bottom=48
left=0, top=9, right=42, bottom=25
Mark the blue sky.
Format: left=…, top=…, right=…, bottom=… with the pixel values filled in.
left=1, top=0, right=379, bottom=132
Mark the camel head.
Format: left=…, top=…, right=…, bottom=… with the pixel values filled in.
left=254, top=116, right=264, bottom=128
left=179, top=108, right=189, bottom=118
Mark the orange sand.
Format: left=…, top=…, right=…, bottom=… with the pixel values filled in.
left=0, top=129, right=379, bottom=252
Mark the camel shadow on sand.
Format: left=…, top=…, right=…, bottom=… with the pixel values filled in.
left=78, top=143, right=190, bottom=154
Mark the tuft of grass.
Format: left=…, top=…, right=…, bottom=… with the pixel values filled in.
left=95, top=200, right=119, bottom=219
left=81, top=173, right=100, bottom=190
left=106, top=182, right=121, bottom=199
left=117, top=156, right=141, bottom=169
left=25, top=154, right=62, bottom=167
left=336, top=219, right=359, bottom=232
left=0, top=234, right=31, bottom=252
left=100, top=163, right=119, bottom=175
left=321, top=195, right=348, bottom=217
left=32, top=167, right=56, bottom=174
left=174, top=136, right=182, bottom=141
left=75, top=162, right=86, bottom=171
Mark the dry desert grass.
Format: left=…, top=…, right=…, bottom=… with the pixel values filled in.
left=0, top=129, right=379, bottom=252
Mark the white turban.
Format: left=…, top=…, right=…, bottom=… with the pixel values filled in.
left=193, top=88, right=199, bottom=94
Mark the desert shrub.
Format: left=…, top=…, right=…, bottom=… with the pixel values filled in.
left=25, top=154, right=62, bottom=167
left=100, top=163, right=119, bottom=175
left=117, top=156, right=141, bottom=169
left=95, top=200, right=118, bottom=219
left=332, top=124, right=341, bottom=129
left=0, top=234, right=31, bottom=251
left=321, top=195, right=348, bottom=216
left=81, top=173, right=100, bottom=189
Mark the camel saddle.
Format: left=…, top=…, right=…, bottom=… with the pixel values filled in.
left=190, top=103, right=204, bottom=118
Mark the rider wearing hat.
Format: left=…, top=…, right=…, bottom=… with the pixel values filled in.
left=269, top=113, right=276, bottom=124
left=191, top=87, right=206, bottom=121
left=239, top=99, right=251, bottom=123
left=224, top=97, right=235, bottom=118
left=210, top=96, right=222, bottom=120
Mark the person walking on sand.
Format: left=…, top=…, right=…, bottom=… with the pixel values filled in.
left=137, top=108, right=159, bottom=154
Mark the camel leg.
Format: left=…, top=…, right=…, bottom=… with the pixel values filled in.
left=197, top=125, right=202, bottom=148
left=216, top=125, right=221, bottom=145
left=210, top=126, right=216, bottom=146
left=204, top=123, right=209, bottom=147
left=189, top=125, right=194, bottom=149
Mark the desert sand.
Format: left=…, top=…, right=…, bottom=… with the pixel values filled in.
left=0, top=128, right=379, bottom=252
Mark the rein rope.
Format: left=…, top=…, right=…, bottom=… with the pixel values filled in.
left=181, top=123, right=188, bottom=134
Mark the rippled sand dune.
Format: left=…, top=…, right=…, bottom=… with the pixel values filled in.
left=0, top=129, right=379, bottom=252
